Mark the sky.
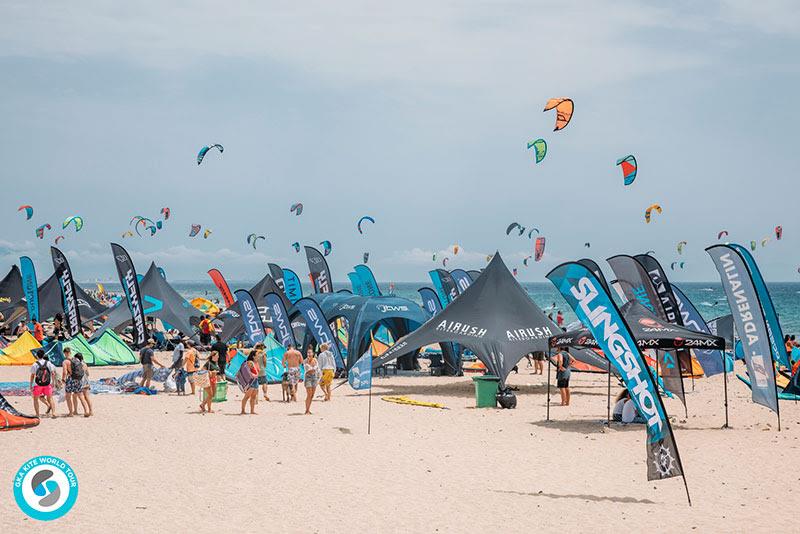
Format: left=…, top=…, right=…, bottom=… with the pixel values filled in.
left=1, top=1, right=799, bottom=283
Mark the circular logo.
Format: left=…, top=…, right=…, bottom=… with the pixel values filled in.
left=13, top=456, right=78, bottom=521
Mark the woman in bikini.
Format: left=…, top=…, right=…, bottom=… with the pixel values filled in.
left=303, top=346, right=320, bottom=415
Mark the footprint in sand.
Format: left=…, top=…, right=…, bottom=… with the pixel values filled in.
left=334, top=427, right=352, bottom=434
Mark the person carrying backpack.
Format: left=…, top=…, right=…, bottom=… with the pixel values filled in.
left=63, top=348, right=90, bottom=417
left=30, top=350, right=58, bottom=418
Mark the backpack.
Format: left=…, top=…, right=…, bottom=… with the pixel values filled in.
left=71, top=360, right=85, bottom=380
left=35, top=362, right=52, bottom=386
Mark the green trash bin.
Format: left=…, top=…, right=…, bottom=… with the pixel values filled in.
left=212, top=380, right=227, bottom=403
left=472, top=375, right=500, bottom=408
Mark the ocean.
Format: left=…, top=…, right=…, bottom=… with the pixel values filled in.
left=91, top=280, right=800, bottom=336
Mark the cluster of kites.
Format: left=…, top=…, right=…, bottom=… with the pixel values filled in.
left=125, top=208, right=170, bottom=238
left=18, top=204, right=83, bottom=244
left=504, top=222, right=546, bottom=264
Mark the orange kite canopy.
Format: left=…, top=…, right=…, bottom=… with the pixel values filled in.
left=543, top=98, right=574, bottom=131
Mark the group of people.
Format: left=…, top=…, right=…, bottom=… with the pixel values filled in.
left=29, top=347, right=94, bottom=418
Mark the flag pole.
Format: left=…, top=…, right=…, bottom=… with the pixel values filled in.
left=546, top=347, right=551, bottom=422
left=367, top=375, right=373, bottom=435
left=606, top=358, right=611, bottom=425
left=723, top=332, right=731, bottom=428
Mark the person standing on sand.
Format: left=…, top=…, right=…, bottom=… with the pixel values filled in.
left=62, top=347, right=81, bottom=416
left=254, top=343, right=270, bottom=401
left=200, top=351, right=220, bottom=413
left=236, top=353, right=259, bottom=414
left=532, top=351, right=544, bottom=375
left=139, top=339, right=161, bottom=389
left=32, top=320, right=44, bottom=343
left=555, top=349, right=572, bottom=406
left=76, top=353, right=93, bottom=417
left=318, top=343, right=336, bottom=401
left=211, top=335, right=228, bottom=376
left=556, top=310, right=564, bottom=328
left=172, top=339, right=186, bottom=395
left=303, top=346, right=320, bottom=415
left=184, top=340, right=198, bottom=395
left=281, top=343, right=303, bottom=402
left=199, top=315, right=212, bottom=345
left=30, top=350, right=57, bottom=418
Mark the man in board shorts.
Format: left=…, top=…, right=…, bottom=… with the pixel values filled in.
left=282, top=344, right=303, bottom=402
left=30, top=350, right=57, bottom=418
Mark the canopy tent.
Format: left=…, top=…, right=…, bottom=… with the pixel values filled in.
left=549, top=301, right=725, bottom=351
left=0, top=332, right=41, bottom=365
left=0, top=266, right=24, bottom=317
left=215, top=274, right=288, bottom=342
left=93, top=262, right=199, bottom=338
left=295, top=292, right=432, bottom=369
left=3, top=272, right=108, bottom=326
left=372, top=253, right=593, bottom=385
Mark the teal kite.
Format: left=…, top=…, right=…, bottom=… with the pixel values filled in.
left=527, top=139, right=547, bottom=164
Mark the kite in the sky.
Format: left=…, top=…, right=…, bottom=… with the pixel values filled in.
left=247, top=234, right=266, bottom=249
left=290, top=203, right=303, bottom=216
left=543, top=98, right=574, bottom=131
left=670, top=261, right=686, bottom=271
left=452, top=245, right=460, bottom=255
left=122, top=231, right=134, bottom=238
left=616, top=155, right=637, bottom=186
left=35, top=223, right=51, bottom=239
left=584, top=242, right=591, bottom=248
left=160, top=207, right=171, bottom=220
left=17, top=205, right=33, bottom=220
left=513, top=268, right=518, bottom=277
left=750, top=240, right=757, bottom=251
left=189, top=224, right=201, bottom=237
left=717, top=230, right=729, bottom=240
left=523, top=256, right=532, bottom=266
left=775, top=225, right=783, bottom=240
left=292, top=241, right=301, bottom=253
left=320, top=240, right=332, bottom=256
left=131, top=216, right=157, bottom=237
left=442, top=257, right=449, bottom=267
left=677, top=241, right=687, bottom=255
left=203, top=229, right=212, bottom=239
left=432, top=253, right=437, bottom=262
left=363, top=252, right=369, bottom=264
left=534, top=236, right=546, bottom=262
left=197, top=144, right=223, bottom=165
left=761, top=237, right=769, bottom=247
left=644, top=204, right=662, bottom=223
left=506, top=222, right=525, bottom=236
left=527, top=227, right=540, bottom=238
left=527, top=139, right=547, bottom=164
left=357, top=216, right=375, bottom=234
left=63, top=215, right=83, bottom=232
left=54, top=235, right=64, bottom=244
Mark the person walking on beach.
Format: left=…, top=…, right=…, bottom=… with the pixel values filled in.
left=32, top=320, right=44, bottom=343
left=236, top=353, right=259, bottom=415
left=62, top=347, right=79, bottom=416
left=532, top=351, right=545, bottom=375
left=76, top=353, right=93, bottom=417
left=555, top=349, right=572, bottom=406
left=184, top=340, right=198, bottom=395
left=254, top=343, right=270, bottom=401
left=211, top=335, right=228, bottom=376
left=30, top=350, right=57, bottom=418
left=199, top=315, right=212, bottom=345
left=139, top=339, right=161, bottom=389
left=282, top=343, right=303, bottom=402
left=303, top=346, right=320, bottom=415
left=318, top=342, right=336, bottom=401
left=172, top=339, right=187, bottom=395
left=200, top=351, right=220, bottom=413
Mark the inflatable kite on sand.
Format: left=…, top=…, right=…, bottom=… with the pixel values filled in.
left=0, top=393, right=39, bottom=431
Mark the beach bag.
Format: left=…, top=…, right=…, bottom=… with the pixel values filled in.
left=496, top=387, right=517, bottom=409
left=34, top=362, right=51, bottom=387
left=193, top=370, right=211, bottom=389
left=163, top=374, right=176, bottom=392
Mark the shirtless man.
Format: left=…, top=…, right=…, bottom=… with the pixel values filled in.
left=281, top=344, right=303, bottom=401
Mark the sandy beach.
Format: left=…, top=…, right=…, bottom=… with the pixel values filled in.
left=2, top=357, right=797, bottom=533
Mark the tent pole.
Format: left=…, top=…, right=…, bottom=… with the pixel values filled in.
left=546, top=347, right=551, bottom=422
left=606, top=358, right=611, bottom=425
left=722, top=348, right=729, bottom=429
left=367, top=378, right=373, bottom=435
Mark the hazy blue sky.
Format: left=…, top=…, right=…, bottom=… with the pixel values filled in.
left=1, top=1, right=798, bottom=282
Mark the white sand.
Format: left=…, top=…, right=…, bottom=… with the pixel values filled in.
left=1, top=358, right=798, bottom=533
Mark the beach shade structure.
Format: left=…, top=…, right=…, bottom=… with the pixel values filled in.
left=291, top=292, right=432, bottom=370
left=371, top=253, right=583, bottom=386
left=4, top=271, right=108, bottom=327
left=0, top=265, right=24, bottom=318
left=0, top=392, right=39, bottom=431
left=0, top=332, right=41, bottom=365
left=92, top=262, right=200, bottom=339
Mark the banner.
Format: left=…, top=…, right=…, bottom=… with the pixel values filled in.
left=207, top=268, right=235, bottom=307
left=354, top=264, right=381, bottom=297
left=729, top=244, right=788, bottom=368
left=671, top=285, right=725, bottom=376
left=347, top=272, right=366, bottom=296
left=708, top=315, right=734, bottom=349
left=234, top=289, right=265, bottom=346
left=50, top=247, right=82, bottom=338
left=304, top=246, right=333, bottom=293
left=467, top=270, right=482, bottom=282
left=577, top=258, right=610, bottom=294
left=547, top=261, right=685, bottom=481
left=435, top=269, right=458, bottom=303
left=19, top=256, right=39, bottom=324
left=428, top=270, right=449, bottom=308
left=110, top=243, right=147, bottom=348
left=608, top=254, right=686, bottom=405
left=265, top=292, right=296, bottom=348
left=294, top=298, right=344, bottom=368
left=706, top=245, right=779, bottom=413
left=634, top=254, right=682, bottom=325
left=268, top=263, right=286, bottom=293
left=348, top=351, right=372, bottom=390
left=282, top=268, right=303, bottom=304
left=449, top=269, right=472, bottom=294
left=418, top=287, right=459, bottom=375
